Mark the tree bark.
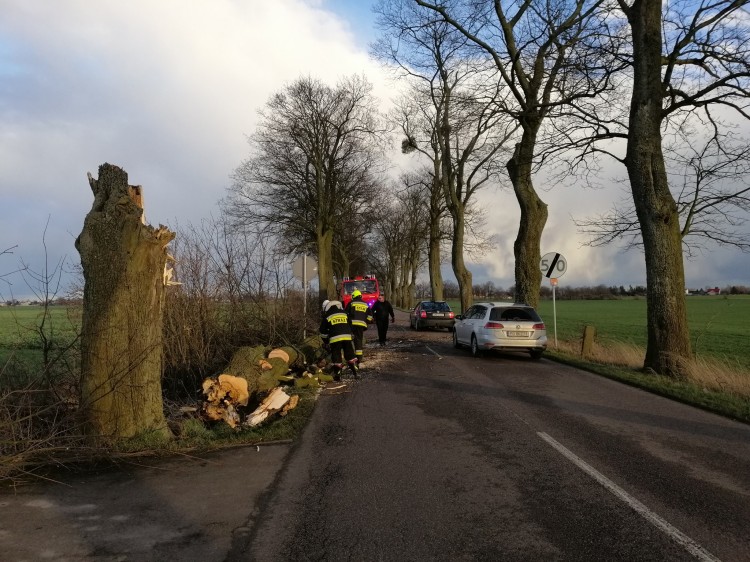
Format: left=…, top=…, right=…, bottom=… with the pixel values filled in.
left=451, top=209, right=473, bottom=313
left=316, top=226, right=336, bottom=303
left=428, top=176, right=445, bottom=301
left=507, top=132, right=547, bottom=310
left=624, top=0, right=691, bottom=377
left=75, top=163, right=174, bottom=442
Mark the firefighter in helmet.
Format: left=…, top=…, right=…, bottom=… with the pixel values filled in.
left=345, top=289, right=373, bottom=365
left=319, top=300, right=359, bottom=380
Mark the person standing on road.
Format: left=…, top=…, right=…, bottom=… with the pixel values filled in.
left=371, top=293, right=395, bottom=346
left=345, top=289, right=373, bottom=364
left=319, top=300, right=359, bottom=380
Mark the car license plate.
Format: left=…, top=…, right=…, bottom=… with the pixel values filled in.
left=432, top=313, right=444, bottom=317
left=508, top=331, right=530, bottom=337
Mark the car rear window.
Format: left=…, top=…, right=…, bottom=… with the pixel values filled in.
left=422, top=302, right=451, bottom=312
left=490, top=307, right=541, bottom=322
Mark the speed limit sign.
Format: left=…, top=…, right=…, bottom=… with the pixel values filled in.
left=540, top=252, right=567, bottom=278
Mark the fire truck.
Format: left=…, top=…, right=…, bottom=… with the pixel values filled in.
left=339, top=274, right=380, bottom=308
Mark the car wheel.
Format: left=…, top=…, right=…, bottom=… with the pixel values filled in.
left=471, top=335, right=481, bottom=357
left=530, top=349, right=544, bottom=361
left=415, top=319, right=421, bottom=331
left=453, top=329, right=460, bottom=348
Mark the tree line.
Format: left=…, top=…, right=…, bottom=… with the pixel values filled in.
left=218, top=0, right=750, bottom=379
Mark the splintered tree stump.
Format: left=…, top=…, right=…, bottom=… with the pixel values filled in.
left=75, top=163, right=175, bottom=442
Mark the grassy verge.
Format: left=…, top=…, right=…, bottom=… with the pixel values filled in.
left=545, top=340, right=750, bottom=424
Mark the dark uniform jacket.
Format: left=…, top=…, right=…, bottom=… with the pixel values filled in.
left=345, top=297, right=373, bottom=328
left=371, top=300, right=394, bottom=324
left=319, top=306, right=353, bottom=344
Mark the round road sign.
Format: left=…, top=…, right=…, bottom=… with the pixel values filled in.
left=540, top=252, right=567, bottom=278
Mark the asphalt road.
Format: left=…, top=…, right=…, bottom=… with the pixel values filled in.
left=240, top=315, right=750, bottom=562
left=2, top=310, right=749, bottom=561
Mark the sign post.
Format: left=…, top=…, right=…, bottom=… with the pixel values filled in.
left=550, top=277, right=559, bottom=347
left=292, top=254, right=318, bottom=339
left=540, top=252, right=567, bottom=349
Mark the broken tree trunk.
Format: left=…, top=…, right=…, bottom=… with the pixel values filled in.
left=75, top=163, right=174, bottom=442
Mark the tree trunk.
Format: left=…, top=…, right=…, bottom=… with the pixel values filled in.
left=428, top=216, right=444, bottom=301
left=626, top=0, right=691, bottom=377
left=75, top=163, right=174, bottom=442
left=429, top=172, right=445, bottom=301
left=451, top=208, right=473, bottom=314
left=507, top=133, right=547, bottom=309
left=316, top=226, right=336, bottom=303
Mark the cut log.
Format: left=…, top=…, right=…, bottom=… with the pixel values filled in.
left=299, top=335, right=327, bottom=365
left=201, top=402, right=240, bottom=428
left=267, top=348, right=290, bottom=363
left=245, top=387, right=291, bottom=427
left=280, top=394, right=300, bottom=416
left=217, top=374, right=249, bottom=407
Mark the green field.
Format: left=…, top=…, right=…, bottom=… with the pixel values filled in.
left=0, top=305, right=81, bottom=380
left=4, top=297, right=750, bottom=374
left=447, top=296, right=750, bottom=372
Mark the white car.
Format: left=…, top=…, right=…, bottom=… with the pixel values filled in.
left=453, top=302, right=547, bottom=360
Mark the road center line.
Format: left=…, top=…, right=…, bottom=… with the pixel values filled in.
left=537, top=432, right=721, bottom=562
left=425, top=345, right=442, bottom=358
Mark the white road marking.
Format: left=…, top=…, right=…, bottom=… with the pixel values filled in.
left=538, top=432, right=721, bottom=562
left=425, top=345, right=442, bottom=358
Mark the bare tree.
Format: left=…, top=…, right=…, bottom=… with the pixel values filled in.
left=415, top=0, right=613, bottom=308
left=612, top=0, right=750, bottom=377
left=374, top=2, right=516, bottom=312
left=368, top=176, right=431, bottom=307
left=226, top=75, right=388, bottom=304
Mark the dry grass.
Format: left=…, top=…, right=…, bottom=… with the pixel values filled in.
left=553, top=338, right=750, bottom=398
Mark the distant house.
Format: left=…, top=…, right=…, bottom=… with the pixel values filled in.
left=706, top=287, right=721, bottom=295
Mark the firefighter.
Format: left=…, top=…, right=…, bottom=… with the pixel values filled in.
left=319, top=300, right=359, bottom=380
left=371, top=293, right=395, bottom=346
left=345, top=289, right=373, bottom=364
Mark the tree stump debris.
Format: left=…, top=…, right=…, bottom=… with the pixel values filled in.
left=199, top=337, right=335, bottom=429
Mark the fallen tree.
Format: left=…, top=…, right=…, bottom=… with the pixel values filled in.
left=200, top=335, right=333, bottom=428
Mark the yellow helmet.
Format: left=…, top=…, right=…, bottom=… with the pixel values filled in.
left=352, top=289, right=362, bottom=299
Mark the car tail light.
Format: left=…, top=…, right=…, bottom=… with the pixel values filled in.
left=448, top=312, right=454, bottom=319
left=420, top=311, right=427, bottom=318
left=484, top=321, right=504, bottom=329
left=533, top=323, right=545, bottom=330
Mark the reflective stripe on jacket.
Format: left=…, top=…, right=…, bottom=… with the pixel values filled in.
left=319, top=310, right=353, bottom=343
left=346, top=299, right=372, bottom=328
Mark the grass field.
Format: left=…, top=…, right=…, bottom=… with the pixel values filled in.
left=4, top=296, right=750, bottom=376
left=0, top=305, right=81, bottom=379
left=535, top=295, right=750, bottom=371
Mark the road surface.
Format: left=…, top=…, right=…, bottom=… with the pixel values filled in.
left=239, top=314, right=750, bottom=561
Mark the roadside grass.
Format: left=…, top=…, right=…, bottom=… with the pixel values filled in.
left=546, top=339, right=750, bottom=423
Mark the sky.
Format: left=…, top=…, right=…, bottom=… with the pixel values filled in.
left=1, top=0, right=748, bottom=301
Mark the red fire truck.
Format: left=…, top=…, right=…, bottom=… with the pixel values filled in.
left=340, top=274, right=380, bottom=308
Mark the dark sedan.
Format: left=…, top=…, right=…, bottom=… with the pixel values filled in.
left=409, top=301, right=455, bottom=331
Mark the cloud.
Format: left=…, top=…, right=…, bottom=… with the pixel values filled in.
left=0, top=0, right=391, bottom=298
left=0, top=0, right=747, bottom=300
